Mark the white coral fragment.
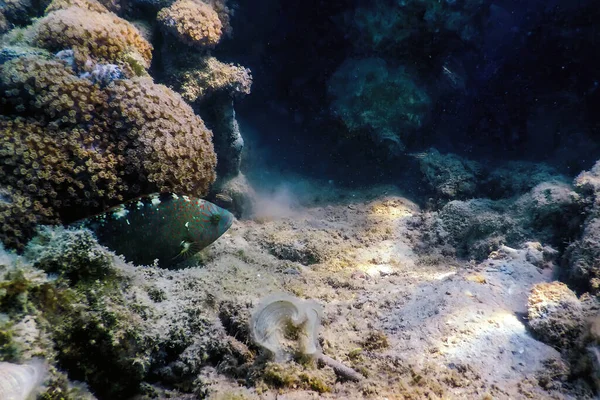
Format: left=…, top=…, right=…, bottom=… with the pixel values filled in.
left=0, top=358, right=47, bottom=400
left=250, top=293, right=322, bottom=361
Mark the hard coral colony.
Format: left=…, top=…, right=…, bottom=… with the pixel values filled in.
left=0, top=0, right=241, bottom=394
left=0, top=0, right=219, bottom=249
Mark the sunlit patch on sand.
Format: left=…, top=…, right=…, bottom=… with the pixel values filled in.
left=369, top=198, right=417, bottom=219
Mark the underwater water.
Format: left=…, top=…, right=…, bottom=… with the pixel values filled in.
left=0, top=0, right=599, bottom=398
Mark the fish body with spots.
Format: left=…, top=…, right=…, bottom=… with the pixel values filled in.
left=72, top=193, right=234, bottom=268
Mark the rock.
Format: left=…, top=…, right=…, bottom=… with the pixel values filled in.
left=211, top=173, right=256, bottom=219
left=527, top=282, right=586, bottom=350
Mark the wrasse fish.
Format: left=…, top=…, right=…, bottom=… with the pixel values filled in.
left=71, top=193, right=234, bottom=268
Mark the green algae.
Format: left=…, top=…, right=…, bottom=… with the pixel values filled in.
left=261, top=361, right=333, bottom=394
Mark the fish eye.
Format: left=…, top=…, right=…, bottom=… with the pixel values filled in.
left=210, top=213, right=221, bottom=225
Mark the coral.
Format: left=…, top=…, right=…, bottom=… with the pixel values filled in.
left=157, top=0, right=223, bottom=49
left=0, top=322, right=21, bottom=361
left=528, top=282, right=587, bottom=350
left=45, top=279, right=151, bottom=399
left=107, top=77, right=217, bottom=195
left=0, top=115, right=120, bottom=246
left=44, top=0, right=126, bottom=15
left=0, top=0, right=35, bottom=29
left=45, top=0, right=109, bottom=14
left=154, top=1, right=251, bottom=201
left=326, top=0, right=489, bottom=156
left=38, top=369, right=98, bottom=400
left=0, top=253, right=54, bottom=384
left=425, top=198, right=521, bottom=260
left=514, top=180, right=580, bottom=235
left=31, top=6, right=153, bottom=71
left=580, top=317, right=600, bottom=392
left=527, top=284, right=600, bottom=392
left=0, top=54, right=216, bottom=248
left=535, top=358, right=570, bottom=391
left=420, top=177, right=579, bottom=260
left=0, top=12, right=10, bottom=34
left=0, top=55, right=107, bottom=122
left=124, top=0, right=172, bottom=11
left=3, top=227, right=153, bottom=399
left=163, top=52, right=251, bottom=183
left=565, top=160, right=600, bottom=294
left=574, top=160, right=600, bottom=198
left=482, top=161, right=566, bottom=199
left=79, top=62, right=124, bottom=87
left=0, top=226, right=258, bottom=399
left=412, top=148, right=482, bottom=200
left=351, top=0, right=489, bottom=57
left=176, top=56, right=252, bottom=103
left=0, top=45, right=49, bottom=65
left=327, top=57, right=430, bottom=152
left=204, top=0, right=232, bottom=36
left=0, top=187, right=53, bottom=250
left=24, top=226, right=114, bottom=283
left=0, top=263, right=46, bottom=318
left=566, top=218, right=600, bottom=294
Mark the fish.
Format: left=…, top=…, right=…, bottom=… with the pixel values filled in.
left=0, top=358, right=47, bottom=400
left=71, top=193, right=234, bottom=268
left=406, top=150, right=434, bottom=160
left=441, top=56, right=467, bottom=91
left=215, top=193, right=233, bottom=204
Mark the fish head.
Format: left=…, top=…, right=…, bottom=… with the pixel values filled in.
left=206, top=202, right=235, bottom=235
left=184, top=199, right=234, bottom=249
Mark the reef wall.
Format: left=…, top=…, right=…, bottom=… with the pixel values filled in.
left=0, top=0, right=252, bottom=248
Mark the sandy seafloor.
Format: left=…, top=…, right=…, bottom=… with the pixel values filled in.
left=4, top=176, right=587, bottom=399
left=127, top=179, right=572, bottom=400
